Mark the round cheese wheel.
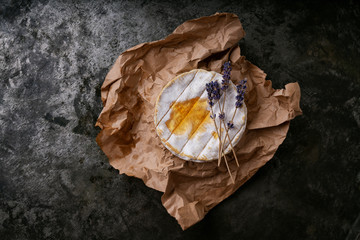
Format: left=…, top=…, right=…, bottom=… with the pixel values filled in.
left=154, top=69, right=247, bottom=162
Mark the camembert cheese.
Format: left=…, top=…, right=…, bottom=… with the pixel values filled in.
left=154, top=69, right=247, bottom=162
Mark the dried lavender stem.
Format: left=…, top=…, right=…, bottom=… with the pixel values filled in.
left=218, top=92, right=239, bottom=167
left=230, top=107, right=238, bottom=122
left=217, top=116, right=223, bottom=166
left=210, top=107, right=223, bottom=165
left=217, top=89, right=227, bottom=166
left=222, top=127, right=239, bottom=167
left=220, top=105, right=240, bottom=166
left=221, top=91, right=227, bottom=114
left=223, top=153, right=235, bottom=184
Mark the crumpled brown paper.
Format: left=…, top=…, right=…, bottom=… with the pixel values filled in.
left=96, top=12, right=302, bottom=230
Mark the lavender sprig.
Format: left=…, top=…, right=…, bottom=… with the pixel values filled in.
left=206, top=80, right=225, bottom=168
left=235, top=78, right=247, bottom=108
left=226, top=77, right=247, bottom=131
left=221, top=61, right=232, bottom=91
left=205, top=81, right=221, bottom=108
left=220, top=75, right=248, bottom=168
left=216, top=61, right=240, bottom=169
left=218, top=62, right=230, bottom=124
left=217, top=61, right=232, bottom=166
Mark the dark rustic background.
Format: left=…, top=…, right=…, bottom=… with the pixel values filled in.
left=1, top=0, right=359, bottom=239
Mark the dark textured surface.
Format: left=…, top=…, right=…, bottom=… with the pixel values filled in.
left=1, top=0, right=360, bottom=239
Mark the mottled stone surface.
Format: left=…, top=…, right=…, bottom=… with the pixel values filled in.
left=1, top=0, right=359, bottom=239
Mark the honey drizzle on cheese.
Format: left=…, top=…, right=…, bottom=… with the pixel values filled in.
left=211, top=131, right=218, bottom=139
left=165, top=97, right=210, bottom=137
left=163, top=72, right=216, bottom=143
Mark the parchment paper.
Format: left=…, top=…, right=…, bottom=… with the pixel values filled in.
left=96, top=12, right=302, bottom=230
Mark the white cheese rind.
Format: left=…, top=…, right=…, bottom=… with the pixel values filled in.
left=154, top=69, right=247, bottom=162
left=155, top=70, right=197, bottom=126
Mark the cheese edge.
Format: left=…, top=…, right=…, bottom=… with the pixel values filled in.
left=154, top=69, right=247, bottom=162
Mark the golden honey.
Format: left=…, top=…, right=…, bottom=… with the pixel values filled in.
left=166, top=97, right=211, bottom=137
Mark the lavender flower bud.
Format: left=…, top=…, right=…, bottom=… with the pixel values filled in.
left=227, top=122, right=234, bottom=129
left=221, top=61, right=232, bottom=91
left=235, top=78, right=247, bottom=108
left=235, top=101, right=243, bottom=108
left=206, top=80, right=221, bottom=106
left=236, top=95, right=244, bottom=101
